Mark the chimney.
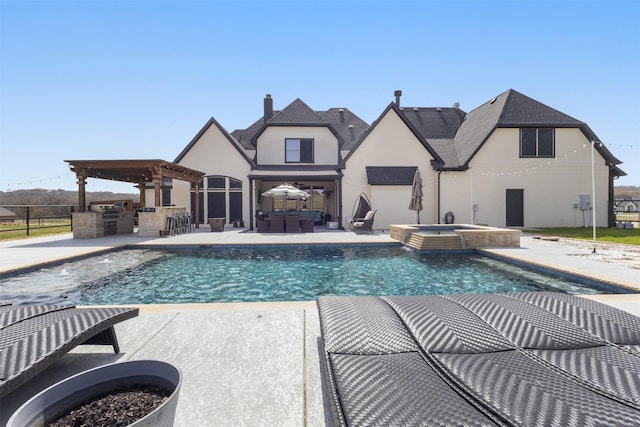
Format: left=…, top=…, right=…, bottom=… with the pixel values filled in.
left=264, top=94, right=273, bottom=122
left=394, top=90, right=402, bottom=107
left=348, top=124, right=355, bottom=141
left=339, top=108, right=345, bottom=123
left=453, top=102, right=460, bottom=109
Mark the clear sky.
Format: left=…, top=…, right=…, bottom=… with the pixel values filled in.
left=1, top=0, right=639, bottom=194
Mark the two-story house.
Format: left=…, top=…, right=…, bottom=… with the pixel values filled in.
left=170, top=90, right=624, bottom=230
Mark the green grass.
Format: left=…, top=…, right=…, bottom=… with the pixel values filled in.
left=0, top=222, right=72, bottom=241
left=525, top=227, right=640, bottom=246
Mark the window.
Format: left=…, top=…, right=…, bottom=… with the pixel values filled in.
left=207, top=176, right=226, bottom=189
left=520, top=128, right=554, bottom=158
left=191, top=175, right=243, bottom=223
left=285, top=138, right=314, bottom=163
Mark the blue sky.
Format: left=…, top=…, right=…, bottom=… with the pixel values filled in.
left=1, top=0, right=639, bottom=194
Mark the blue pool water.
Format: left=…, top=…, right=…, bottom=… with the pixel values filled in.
left=0, top=245, right=613, bottom=305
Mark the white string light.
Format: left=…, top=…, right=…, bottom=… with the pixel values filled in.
left=1, top=173, right=74, bottom=190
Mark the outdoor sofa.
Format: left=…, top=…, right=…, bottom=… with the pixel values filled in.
left=317, top=292, right=640, bottom=426
left=0, top=304, right=139, bottom=397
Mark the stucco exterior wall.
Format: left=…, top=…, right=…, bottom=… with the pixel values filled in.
left=439, top=171, right=472, bottom=224
left=343, top=109, right=438, bottom=229
left=454, top=128, right=610, bottom=227
left=257, top=126, right=339, bottom=165
left=172, top=123, right=251, bottom=225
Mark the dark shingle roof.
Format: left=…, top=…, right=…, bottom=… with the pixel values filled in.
left=450, top=91, right=509, bottom=167
left=389, top=89, right=621, bottom=170
left=318, top=108, right=369, bottom=150
left=231, top=117, right=265, bottom=150
left=230, top=98, right=370, bottom=150
left=498, top=90, right=585, bottom=126
left=399, top=107, right=464, bottom=139
left=365, top=166, right=417, bottom=185
left=450, top=89, right=621, bottom=168
left=269, top=98, right=326, bottom=124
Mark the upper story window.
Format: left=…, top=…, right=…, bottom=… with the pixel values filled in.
left=285, top=138, right=314, bottom=163
left=520, top=128, right=555, bottom=158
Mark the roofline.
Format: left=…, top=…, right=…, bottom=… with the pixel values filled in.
left=342, top=103, right=445, bottom=166
left=174, top=117, right=256, bottom=167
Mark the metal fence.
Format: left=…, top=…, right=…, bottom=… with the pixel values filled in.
left=0, top=205, right=76, bottom=238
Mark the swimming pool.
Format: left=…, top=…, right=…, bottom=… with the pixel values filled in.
left=0, top=245, right=618, bottom=305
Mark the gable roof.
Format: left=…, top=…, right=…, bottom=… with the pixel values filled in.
left=178, top=90, right=623, bottom=177
left=269, top=98, right=326, bottom=124
left=230, top=97, right=369, bottom=150
left=0, top=207, right=16, bottom=218
left=343, top=103, right=447, bottom=166
left=397, top=106, right=465, bottom=168
left=452, top=89, right=622, bottom=168
left=174, top=116, right=256, bottom=166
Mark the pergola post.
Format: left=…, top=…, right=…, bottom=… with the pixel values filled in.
left=76, top=172, right=87, bottom=212
left=137, top=182, right=146, bottom=207
left=152, top=170, right=162, bottom=207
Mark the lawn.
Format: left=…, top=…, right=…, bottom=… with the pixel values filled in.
left=0, top=221, right=72, bottom=241
left=526, top=227, right=640, bottom=246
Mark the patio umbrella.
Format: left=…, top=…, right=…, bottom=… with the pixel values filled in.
left=409, top=169, right=423, bottom=224
left=261, top=183, right=310, bottom=200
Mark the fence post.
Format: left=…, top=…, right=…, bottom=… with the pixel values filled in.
left=26, top=206, right=30, bottom=236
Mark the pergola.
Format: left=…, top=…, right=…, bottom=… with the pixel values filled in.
left=65, top=159, right=205, bottom=226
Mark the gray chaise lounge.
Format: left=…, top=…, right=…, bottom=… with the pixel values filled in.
left=317, top=292, right=640, bottom=426
left=0, top=304, right=139, bottom=397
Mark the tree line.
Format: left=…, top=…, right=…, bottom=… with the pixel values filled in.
left=0, top=189, right=139, bottom=207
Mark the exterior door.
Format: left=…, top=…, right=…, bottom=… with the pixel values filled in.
left=506, top=189, right=524, bottom=227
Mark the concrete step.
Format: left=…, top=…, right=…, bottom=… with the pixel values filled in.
left=406, top=233, right=464, bottom=250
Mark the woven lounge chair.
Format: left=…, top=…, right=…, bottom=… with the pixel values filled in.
left=317, top=292, right=640, bottom=426
left=353, top=210, right=376, bottom=234
left=0, top=304, right=139, bottom=397
left=300, top=219, right=314, bottom=232
left=285, top=216, right=300, bottom=233
left=269, top=215, right=285, bottom=233
left=256, top=219, right=269, bottom=232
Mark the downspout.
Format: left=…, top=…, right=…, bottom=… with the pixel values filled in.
left=437, top=171, right=442, bottom=224
left=249, top=177, right=254, bottom=230
left=338, top=175, right=343, bottom=229
left=609, top=169, right=617, bottom=228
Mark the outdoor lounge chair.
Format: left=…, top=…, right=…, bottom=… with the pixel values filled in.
left=0, top=304, right=139, bottom=397
left=300, top=219, right=314, bottom=232
left=352, top=210, right=376, bottom=234
left=269, top=215, right=285, bottom=233
left=317, top=292, right=640, bottom=426
left=256, top=219, right=269, bottom=232
left=285, top=215, right=300, bottom=233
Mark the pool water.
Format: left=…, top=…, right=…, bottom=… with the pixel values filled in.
left=0, top=245, right=611, bottom=305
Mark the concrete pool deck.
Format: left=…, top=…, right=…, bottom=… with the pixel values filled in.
left=1, top=227, right=639, bottom=426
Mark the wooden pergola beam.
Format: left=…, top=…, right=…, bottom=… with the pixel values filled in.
left=65, top=159, right=205, bottom=226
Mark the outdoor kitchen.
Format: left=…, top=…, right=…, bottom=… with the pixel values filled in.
left=72, top=203, right=135, bottom=238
